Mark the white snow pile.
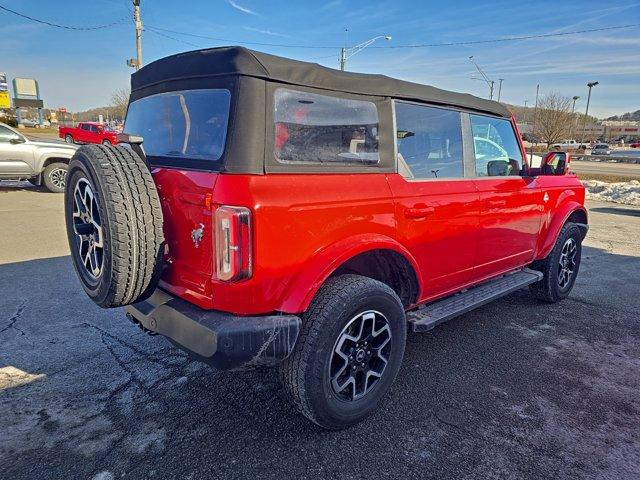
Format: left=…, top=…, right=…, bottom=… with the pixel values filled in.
left=582, top=180, right=640, bottom=206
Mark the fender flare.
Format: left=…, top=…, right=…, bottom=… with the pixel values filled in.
left=537, top=196, right=588, bottom=260
left=278, top=233, right=421, bottom=314
left=34, top=152, right=73, bottom=174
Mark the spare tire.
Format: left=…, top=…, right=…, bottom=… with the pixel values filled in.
left=64, top=144, right=164, bottom=308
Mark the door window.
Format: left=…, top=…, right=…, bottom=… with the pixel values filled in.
left=470, top=115, right=523, bottom=177
left=80, top=124, right=91, bottom=131
left=0, top=125, right=22, bottom=143
left=273, top=88, right=379, bottom=165
left=394, top=102, right=464, bottom=179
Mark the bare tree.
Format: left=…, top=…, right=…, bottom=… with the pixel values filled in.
left=533, top=92, right=575, bottom=145
left=110, top=87, right=130, bottom=121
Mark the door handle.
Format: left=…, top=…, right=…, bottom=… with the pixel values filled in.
left=404, top=205, right=435, bottom=219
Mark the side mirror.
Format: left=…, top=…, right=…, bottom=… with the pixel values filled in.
left=10, top=137, right=26, bottom=144
left=540, top=151, right=569, bottom=176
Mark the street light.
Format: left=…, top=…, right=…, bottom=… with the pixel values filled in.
left=580, top=82, right=599, bottom=144
left=569, top=95, right=580, bottom=139
left=339, top=35, right=392, bottom=71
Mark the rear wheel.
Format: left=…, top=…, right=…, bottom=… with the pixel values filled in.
left=65, top=134, right=74, bottom=144
left=529, top=222, right=582, bottom=302
left=42, top=162, right=68, bottom=193
left=64, top=144, right=164, bottom=308
left=102, top=139, right=112, bottom=146
left=281, top=274, right=406, bottom=430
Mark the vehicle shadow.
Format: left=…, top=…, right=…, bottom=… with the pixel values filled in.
left=590, top=206, right=640, bottom=217
left=0, top=181, right=53, bottom=194
left=1, top=245, right=639, bottom=479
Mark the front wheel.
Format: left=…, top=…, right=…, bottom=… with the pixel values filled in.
left=529, top=222, right=582, bottom=302
left=281, top=274, right=406, bottom=430
left=101, top=139, right=112, bottom=146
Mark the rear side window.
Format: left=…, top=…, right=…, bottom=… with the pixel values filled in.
left=470, top=115, right=523, bottom=177
left=273, top=88, right=379, bottom=165
left=394, top=102, right=464, bottom=179
left=125, top=89, right=231, bottom=169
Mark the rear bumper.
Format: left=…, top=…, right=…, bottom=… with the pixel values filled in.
left=124, top=289, right=301, bottom=370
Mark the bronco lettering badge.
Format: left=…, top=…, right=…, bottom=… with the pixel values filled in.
left=191, top=223, right=205, bottom=248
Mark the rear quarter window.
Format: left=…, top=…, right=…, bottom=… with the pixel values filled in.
left=273, top=88, right=380, bottom=165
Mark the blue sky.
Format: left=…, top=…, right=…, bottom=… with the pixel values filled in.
left=1, top=0, right=638, bottom=117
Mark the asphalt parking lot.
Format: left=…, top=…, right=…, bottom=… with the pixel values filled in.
left=1, top=183, right=639, bottom=480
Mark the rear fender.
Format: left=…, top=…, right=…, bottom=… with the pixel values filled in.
left=537, top=195, right=587, bottom=260
left=279, top=233, right=421, bottom=314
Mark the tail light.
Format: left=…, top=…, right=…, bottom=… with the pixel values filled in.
left=214, top=206, right=252, bottom=281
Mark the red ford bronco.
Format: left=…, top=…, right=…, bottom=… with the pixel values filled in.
left=65, top=47, right=587, bottom=429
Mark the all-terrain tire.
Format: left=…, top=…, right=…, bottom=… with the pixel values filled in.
left=42, top=162, right=68, bottom=193
left=529, top=222, right=582, bottom=303
left=64, top=144, right=164, bottom=308
left=281, top=274, right=406, bottom=430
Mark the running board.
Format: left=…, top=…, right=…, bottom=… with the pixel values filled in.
left=407, top=269, right=543, bottom=332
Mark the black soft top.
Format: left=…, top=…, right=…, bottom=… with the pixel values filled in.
left=132, top=46, right=510, bottom=118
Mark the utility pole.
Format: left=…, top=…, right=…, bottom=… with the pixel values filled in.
left=497, top=78, right=504, bottom=102
left=529, top=84, right=539, bottom=163
left=469, top=56, right=494, bottom=100
left=580, top=82, right=598, bottom=144
left=127, top=0, right=143, bottom=70
left=340, top=47, right=347, bottom=71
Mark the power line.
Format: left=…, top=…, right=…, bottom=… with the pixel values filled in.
left=0, top=4, right=128, bottom=30
left=1, top=3, right=637, bottom=52
left=374, top=23, right=640, bottom=48
left=144, top=23, right=640, bottom=50
left=146, top=27, right=200, bottom=48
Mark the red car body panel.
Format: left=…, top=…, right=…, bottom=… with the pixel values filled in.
left=152, top=113, right=586, bottom=318
left=59, top=122, right=118, bottom=145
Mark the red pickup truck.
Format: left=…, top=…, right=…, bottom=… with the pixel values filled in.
left=59, top=122, right=118, bottom=145
left=64, top=47, right=587, bottom=429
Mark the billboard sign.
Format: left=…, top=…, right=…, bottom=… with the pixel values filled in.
left=14, top=77, right=38, bottom=97
left=0, top=91, right=10, bottom=109
left=0, top=72, right=7, bottom=92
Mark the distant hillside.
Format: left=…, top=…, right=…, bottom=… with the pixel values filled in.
left=72, top=106, right=123, bottom=123
left=605, top=109, right=640, bottom=121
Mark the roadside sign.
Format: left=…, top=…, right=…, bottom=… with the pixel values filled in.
left=0, top=72, right=7, bottom=92
left=0, top=91, right=10, bottom=109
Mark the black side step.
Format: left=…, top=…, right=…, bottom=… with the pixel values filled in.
left=407, top=268, right=543, bottom=332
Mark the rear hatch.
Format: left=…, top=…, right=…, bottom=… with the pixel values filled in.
left=124, top=88, right=231, bottom=307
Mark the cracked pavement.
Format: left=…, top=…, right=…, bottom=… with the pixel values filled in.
left=1, top=184, right=639, bottom=479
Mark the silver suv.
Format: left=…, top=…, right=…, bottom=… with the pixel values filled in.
left=0, top=121, right=77, bottom=192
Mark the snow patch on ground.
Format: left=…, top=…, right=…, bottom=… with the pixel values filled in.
left=582, top=180, right=640, bottom=206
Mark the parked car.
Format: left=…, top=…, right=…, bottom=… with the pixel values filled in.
left=630, top=142, right=640, bottom=148
left=550, top=139, right=588, bottom=150
left=64, top=47, right=588, bottom=429
left=0, top=121, right=77, bottom=192
left=591, top=143, right=611, bottom=155
left=59, top=122, right=118, bottom=145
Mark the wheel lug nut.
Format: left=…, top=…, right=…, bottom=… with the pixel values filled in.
left=352, top=366, right=356, bottom=370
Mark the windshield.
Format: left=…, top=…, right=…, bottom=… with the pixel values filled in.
left=125, top=89, right=231, bottom=170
